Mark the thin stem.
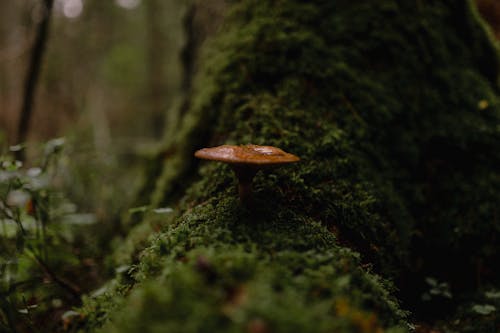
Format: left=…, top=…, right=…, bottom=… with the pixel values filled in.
left=26, top=249, right=81, bottom=299
left=21, top=295, right=39, bottom=333
left=238, top=180, right=253, bottom=206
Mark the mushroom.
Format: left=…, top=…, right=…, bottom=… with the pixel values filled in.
left=194, top=144, right=300, bottom=206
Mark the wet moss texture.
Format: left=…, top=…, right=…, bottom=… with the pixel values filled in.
left=80, top=0, right=500, bottom=332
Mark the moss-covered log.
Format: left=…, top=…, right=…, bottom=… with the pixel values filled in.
left=79, top=0, right=500, bottom=332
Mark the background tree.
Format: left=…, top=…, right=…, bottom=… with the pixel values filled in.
left=16, top=0, right=54, bottom=158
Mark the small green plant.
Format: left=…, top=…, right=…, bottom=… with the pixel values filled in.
left=0, top=139, right=97, bottom=332
left=421, top=277, right=453, bottom=301
left=471, top=304, right=496, bottom=316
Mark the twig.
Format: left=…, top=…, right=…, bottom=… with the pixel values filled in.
left=26, top=249, right=81, bottom=300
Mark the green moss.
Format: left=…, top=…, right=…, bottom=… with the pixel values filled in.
left=83, top=0, right=500, bottom=331
left=190, top=0, right=500, bottom=280
left=100, top=197, right=408, bottom=332
left=108, top=220, right=157, bottom=267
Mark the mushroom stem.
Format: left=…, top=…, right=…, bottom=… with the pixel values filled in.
left=232, top=165, right=257, bottom=206
left=238, top=180, right=253, bottom=206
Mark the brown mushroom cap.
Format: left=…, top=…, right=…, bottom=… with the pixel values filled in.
left=194, top=144, right=300, bottom=166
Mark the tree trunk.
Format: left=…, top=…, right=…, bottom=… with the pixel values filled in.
left=16, top=0, right=54, bottom=155
left=146, top=0, right=167, bottom=138
left=82, top=1, right=500, bottom=331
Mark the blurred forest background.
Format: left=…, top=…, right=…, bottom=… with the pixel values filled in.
left=1, top=0, right=225, bottom=225
left=0, top=0, right=184, bottom=204
left=0, top=0, right=499, bottom=331
left=0, top=2, right=224, bottom=330
left=0, top=0, right=498, bottom=150
left=1, top=0, right=187, bottom=145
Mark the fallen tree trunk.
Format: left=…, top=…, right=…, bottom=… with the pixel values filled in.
left=80, top=1, right=500, bottom=332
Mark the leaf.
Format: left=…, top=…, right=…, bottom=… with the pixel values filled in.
left=62, top=310, right=81, bottom=320
left=471, top=304, right=496, bottom=315
left=17, top=304, right=37, bottom=314
left=115, top=265, right=130, bottom=274
left=9, top=145, right=23, bottom=152
left=1, top=160, right=22, bottom=171
left=128, top=205, right=149, bottom=214
left=90, top=285, right=108, bottom=298
left=425, top=277, right=437, bottom=286
left=6, top=190, right=30, bottom=207
left=64, top=213, right=97, bottom=225
left=153, top=207, right=173, bottom=214
left=44, top=137, right=66, bottom=156
left=336, top=275, right=350, bottom=289
left=0, top=171, right=18, bottom=182
left=0, top=219, right=18, bottom=238
left=485, top=290, right=500, bottom=299
left=26, top=168, right=42, bottom=177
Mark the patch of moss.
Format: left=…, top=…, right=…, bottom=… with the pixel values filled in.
left=186, top=0, right=500, bottom=284
left=99, top=197, right=408, bottom=332
left=148, top=0, right=500, bottom=278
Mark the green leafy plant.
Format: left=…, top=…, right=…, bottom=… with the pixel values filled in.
left=0, top=139, right=96, bottom=332
left=421, top=277, right=453, bottom=301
